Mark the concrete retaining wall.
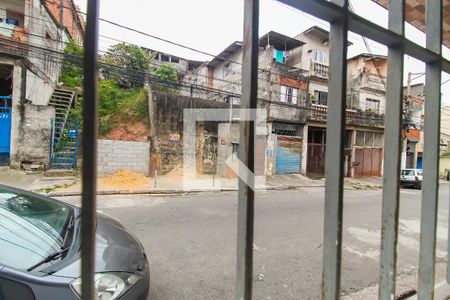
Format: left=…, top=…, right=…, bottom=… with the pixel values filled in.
left=97, top=140, right=149, bottom=175
left=12, top=104, right=55, bottom=168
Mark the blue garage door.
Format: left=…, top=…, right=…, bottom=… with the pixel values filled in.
left=276, top=135, right=302, bottom=174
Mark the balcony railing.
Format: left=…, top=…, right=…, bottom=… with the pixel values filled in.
left=360, top=73, right=386, bottom=91
left=310, top=59, right=329, bottom=79
left=310, top=103, right=384, bottom=126
left=0, top=23, right=29, bottom=44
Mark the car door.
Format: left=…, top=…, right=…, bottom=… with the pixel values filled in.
left=400, top=170, right=408, bottom=182
left=401, top=170, right=414, bottom=182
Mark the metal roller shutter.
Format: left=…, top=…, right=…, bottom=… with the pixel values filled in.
left=275, top=135, right=302, bottom=174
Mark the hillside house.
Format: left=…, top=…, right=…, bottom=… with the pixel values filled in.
left=0, top=0, right=84, bottom=169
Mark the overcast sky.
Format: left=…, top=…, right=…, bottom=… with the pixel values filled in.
left=75, top=0, right=450, bottom=105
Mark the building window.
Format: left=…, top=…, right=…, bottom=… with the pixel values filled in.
left=280, top=86, right=298, bottom=104
left=45, top=32, right=53, bottom=48
left=232, top=143, right=239, bottom=161
left=160, top=54, right=170, bottom=62
left=76, top=36, right=81, bottom=45
left=366, top=98, right=380, bottom=113
left=354, top=131, right=383, bottom=147
left=355, top=131, right=365, bottom=146
left=308, top=128, right=326, bottom=144
left=223, top=62, right=232, bottom=77
left=171, top=56, right=180, bottom=63
left=273, top=49, right=285, bottom=63
left=314, top=90, right=328, bottom=105
left=314, top=49, right=328, bottom=64
left=5, top=11, right=24, bottom=26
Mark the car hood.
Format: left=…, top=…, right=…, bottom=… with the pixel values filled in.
left=50, top=213, right=145, bottom=278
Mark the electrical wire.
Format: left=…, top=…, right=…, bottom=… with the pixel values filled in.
left=0, top=35, right=388, bottom=122
left=39, top=0, right=388, bottom=83
left=0, top=25, right=314, bottom=101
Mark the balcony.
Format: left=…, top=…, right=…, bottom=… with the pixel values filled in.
left=310, top=59, right=329, bottom=79
left=0, top=23, right=29, bottom=58
left=309, top=104, right=384, bottom=127
left=360, top=73, right=386, bottom=92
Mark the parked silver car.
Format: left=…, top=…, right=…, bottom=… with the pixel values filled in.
left=400, top=169, right=423, bottom=189
left=0, top=184, right=149, bottom=300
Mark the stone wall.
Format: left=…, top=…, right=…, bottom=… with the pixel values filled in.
left=97, top=140, right=149, bottom=175
left=217, top=123, right=240, bottom=177
left=149, top=91, right=228, bottom=175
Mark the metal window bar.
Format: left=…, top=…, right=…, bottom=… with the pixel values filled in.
left=321, top=0, right=348, bottom=299
left=236, top=0, right=259, bottom=299
left=79, top=0, right=450, bottom=299
left=81, top=0, right=99, bottom=299
left=418, top=1, right=443, bottom=299
left=378, top=1, right=404, bottom=299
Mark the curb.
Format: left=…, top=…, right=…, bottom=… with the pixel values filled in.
left=45, top=184, right=327, bottom=197
left=35, top=181, right=450, bottom=197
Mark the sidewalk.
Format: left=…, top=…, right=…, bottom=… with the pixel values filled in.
left=2, top=167, right=443, bottom=197
left=38, top=172, right=328, bottom=196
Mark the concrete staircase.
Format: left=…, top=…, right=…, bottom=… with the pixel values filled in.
left=48, top=88, right=79, bottom=169
left=48, top=88, right=76, bottom=142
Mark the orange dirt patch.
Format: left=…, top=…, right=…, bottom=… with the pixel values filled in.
left=102, top=121, right=149, bottom=142
left=99, top=170, right=150, bottom=189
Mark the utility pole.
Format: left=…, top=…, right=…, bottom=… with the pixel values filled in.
left=60, top=0, right=64, bottom=29
left=401, top=72, right=412, bottom=170
left=58, top=0, right=65, bottom=51
left=403, top=71, right=426, bottom=169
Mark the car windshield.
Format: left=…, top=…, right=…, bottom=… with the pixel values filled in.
left=401, top=170, right=415, bottom=176
left=0, top=187, right=72, bottom=270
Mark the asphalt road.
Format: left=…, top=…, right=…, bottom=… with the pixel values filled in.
left=59, top=184, right=450, bottom=299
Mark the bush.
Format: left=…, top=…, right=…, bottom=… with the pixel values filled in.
left=102, top=43, right=153, bottom=88
left=59, top=40, right=83, bottom=87
left=153, top=64, right=178, bottom=92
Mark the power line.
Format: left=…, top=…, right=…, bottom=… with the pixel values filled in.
left=0, top=8, right=82, bottom=34
left=0, top=35, right=387, bottom=122
left=348, top=0, right=386, bottom=89
left=39, top=0, right=386, bottom=81
left=15, top=5, right=312, bottom=90
left=0, top=27, right=305, bottom=100
left=1, top=24, right=313, bottom=101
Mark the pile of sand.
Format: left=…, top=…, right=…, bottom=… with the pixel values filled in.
left=99, top=170, right=150, bottom=189
left=165, top=165, right=184, bottom=178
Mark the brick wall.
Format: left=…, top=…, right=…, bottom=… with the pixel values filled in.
left=45, top=0, right=84, bottom=43
left=97, top=140, right=149, bottom=175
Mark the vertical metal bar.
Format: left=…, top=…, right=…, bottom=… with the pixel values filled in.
left=418, top=0, right=442, bottom=298
left=448, top=182, right=450, bottom=283
left=378, top=1, right=404, bottom=299
left=321, top=1, right=348, bottom=299
left=81, top=0, right=99, bottom=299
left=49, top=118, right=54, bottom=167
left=236, top=0, right=259, bottom=299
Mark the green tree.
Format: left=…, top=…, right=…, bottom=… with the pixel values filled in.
left=154, top=64, right=178, bottom=92
left=59, top=39, right=83, bottom=87
left=154, top=64, right=178, bottom=82
left=102, top=43, right=153, bottom=88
